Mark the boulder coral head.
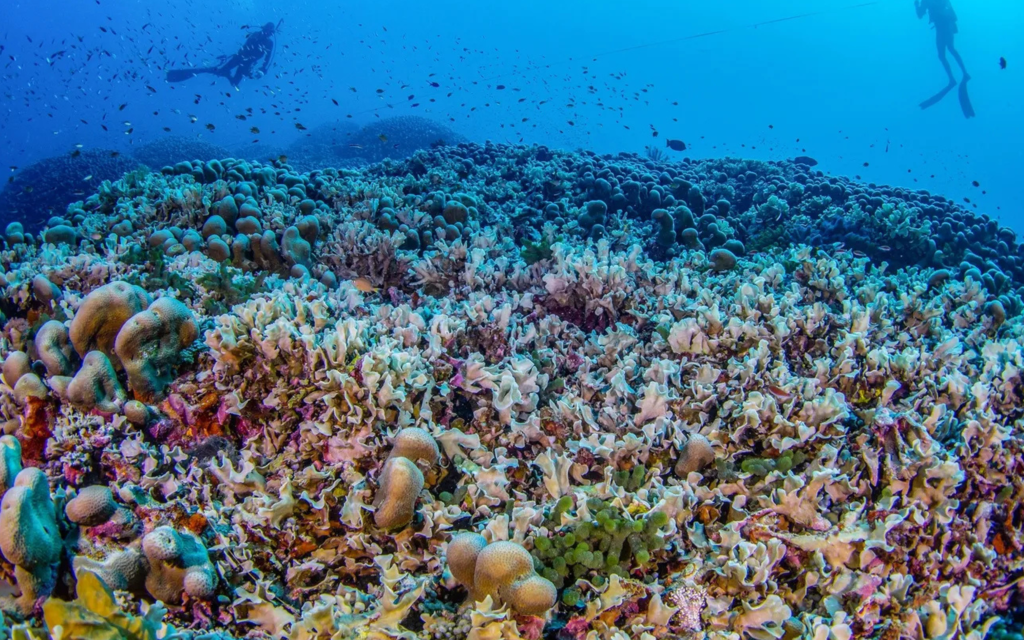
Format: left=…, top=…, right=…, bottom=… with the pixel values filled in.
left=65, top=351, right=126, bottom=413
left=64, top=485, right=118, bottom=527
left=69, top=281, right=152, bottom=363
left=0, top=467, right=62, bottom=612
left=34, top=320, right=76, bottom=378
left=0, top=436, right=22, bottom=495
left=373, top=427, right=440, bottom=530
left=142, top=525, right=217, bottom=604
left=454, top=539, right=557, bottom=617
left=372, top=456, right=424, bottom=531
left=114, top=297, right=198, bottom=402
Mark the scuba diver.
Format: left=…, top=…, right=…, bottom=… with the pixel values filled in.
left=166, top=21, right=280, bottom=86
left=915, top=0, right=974, bottom=117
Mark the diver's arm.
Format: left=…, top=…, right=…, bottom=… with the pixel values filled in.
left=259, top=42, right=273, bottom=73
left=915, top=0, right=926, bottom=18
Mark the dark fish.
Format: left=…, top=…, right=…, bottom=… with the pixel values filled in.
left=295, top=123, right=307, bottom=130
left=665, top=139, right=686, bottom=151
left=146, top=85, right=157, bottom=93
left=496, top=84, right=506, bottom=90
left=332, top=98, right=339, bottom=105
left=999, top=57, right=1007, bottom=70
left=250, top=126, right=260, bottom=134
left=70, top=149, right=81, bottom=157
left=205, top=123, right=215, bottom=131
left=793, top=156, right=818, bottom=167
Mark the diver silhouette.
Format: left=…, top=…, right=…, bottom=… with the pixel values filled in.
left=166, top=21, right=280, bottom=86
left=915, top=0, right=974, bottom=118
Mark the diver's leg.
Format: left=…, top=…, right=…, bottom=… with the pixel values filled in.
left=948, top=39, right=969, bottom=80
left=936, top=34, right=956, bottom=85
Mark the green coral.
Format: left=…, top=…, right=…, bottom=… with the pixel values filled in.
left=121, top=247, right=197, bottom=299
left=529, top=493, right=670, bottom=594
left=521, top=235, right=559, bottom=265
left=739, top=449, right=808, bottom=478
left=196, top=262, right=268, bottom=315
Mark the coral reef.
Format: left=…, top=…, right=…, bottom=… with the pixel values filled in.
left=131, top=136, right=232, bottom=173
left=0, top=149, right=141, bottom=232
left=0, top=141, right=1021, bottom=639
left=335, top=116, right=467, bottom=163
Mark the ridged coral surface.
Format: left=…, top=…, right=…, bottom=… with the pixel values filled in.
left=0, top=142, right=1021, bottom=639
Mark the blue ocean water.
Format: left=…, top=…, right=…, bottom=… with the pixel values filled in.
left=1, top=0, right=1021, bottom=228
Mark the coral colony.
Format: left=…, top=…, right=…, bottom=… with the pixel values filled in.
left=0, top=140, right=1023, bottom=640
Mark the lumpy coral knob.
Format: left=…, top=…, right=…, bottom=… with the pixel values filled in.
left=447, top=532, right=487, bottom=594
left=69, top=281, right=152, bottom=362
left=114, top=297, right=198, bottom=402
left=390, top=427, right=440, bottom=467
left=372, top=457, right=424, bottom=530
left=675, top=433, right=716, bottom=477
left=65, top=485, right=118, bottom=527
left=468, top=540, right=557, bottom=616
left=142, top=526, right=218, bottom=603
left=0, top=468, right=62, bottom=611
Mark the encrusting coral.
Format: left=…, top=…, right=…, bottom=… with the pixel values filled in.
left=0, top=141, right=1022, bottom=639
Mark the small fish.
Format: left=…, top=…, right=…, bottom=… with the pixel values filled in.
left=352, top=277, right=378, bottom=293
left=496, top=84, right=506, bottom=90
left=378, top=134, right=388, bottom=143
left=110, top=152, right=119, bottom=157
left=793, top=156, right=818, bottom=167
left=332, top=98, right=339, bottom=106
left=765, top=385, right=792, bottom=400
left=295, top=123, right=307, bottom=130
left=70, top=149, right=81, bottom=157
left=83, top=175, right=92, bottom=181
left=999, top=56, right=1007, bottom=70
left=348, top=144, right=363, bottom=149
left=206, top=123, right=215, bottom=131
left=250, top=126, right=260, bottom=134
left=972, top=180, right=980, bottom=187
left=665, top=139, right=686, bottom=151
left=878, top=245, right=891, bottom=252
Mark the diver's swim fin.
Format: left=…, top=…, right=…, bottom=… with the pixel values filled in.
left=958, top=78, right=975, bottom=119
left=166, top=68, right=208, bottom=82
left=919, top=82, right=956, bottom=110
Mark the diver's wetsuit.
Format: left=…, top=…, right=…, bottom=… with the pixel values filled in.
left=216, top=24, right=276, bottom=85
left=916, top=0, right=967, bottom=83
left=166, top=22, right=277, bottom=86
